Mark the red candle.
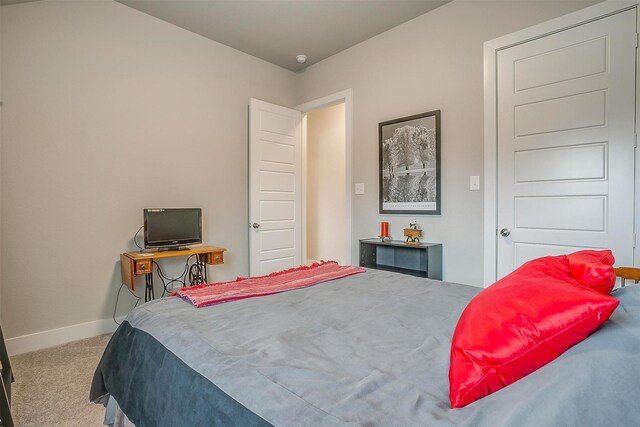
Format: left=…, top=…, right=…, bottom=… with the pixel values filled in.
left=381, top=222, right=389, bottom=238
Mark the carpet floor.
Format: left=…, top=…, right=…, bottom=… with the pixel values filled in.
left=10, top=334, right=112, bottom=426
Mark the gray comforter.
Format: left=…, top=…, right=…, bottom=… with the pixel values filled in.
left=91, top=268, right=640, bottom=426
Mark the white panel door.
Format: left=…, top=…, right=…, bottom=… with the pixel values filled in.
left=496, top=10, right=636, bottom=279
left=249, top=98, right=302, bottom=276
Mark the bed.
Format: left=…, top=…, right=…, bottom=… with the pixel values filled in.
left=91, top=268, right=640, bottom=426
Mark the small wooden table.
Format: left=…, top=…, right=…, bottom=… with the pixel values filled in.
left=359, top=238, right=442, bottom=279
left=120, top=245, right=226, bottom=301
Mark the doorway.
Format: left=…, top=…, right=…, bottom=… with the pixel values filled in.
left=297, top=89, right=353, bottom=267
left=305, top=103, right=347, bottom=265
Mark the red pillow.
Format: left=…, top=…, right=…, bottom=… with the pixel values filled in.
left=566, top=249, right=616, bottom=294
left=449, top=255, right=619, bottom=408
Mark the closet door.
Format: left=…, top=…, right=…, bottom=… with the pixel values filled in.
left=496, top=10, right=636, bottom=278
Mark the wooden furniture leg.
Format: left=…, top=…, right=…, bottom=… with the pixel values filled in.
left=614, top=267, right=640, bottom=288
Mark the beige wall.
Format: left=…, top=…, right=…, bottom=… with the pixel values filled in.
left=0, top=0, right=600, bottom=342
left=306, top=103, right=346, bottom=264
left=294, top=0, right=599, bottom=286
left=0, top=0, right=296, bottom=338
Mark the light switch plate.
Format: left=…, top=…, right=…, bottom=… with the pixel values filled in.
left=355, top=183, right=365, bottom=195
left=470, top=176, right=480, bottom=191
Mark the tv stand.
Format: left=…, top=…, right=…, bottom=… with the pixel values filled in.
left=120, top=245, right=226, bottom=302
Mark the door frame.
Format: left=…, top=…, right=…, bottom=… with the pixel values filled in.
left=295, top=89, right=354, bottom=265
left=483, top=0, right=640, bottom=286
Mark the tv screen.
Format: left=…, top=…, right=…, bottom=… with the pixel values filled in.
left=144, top=208, right=202, bottom=249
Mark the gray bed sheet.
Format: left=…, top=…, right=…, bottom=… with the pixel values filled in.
left=100, top=268, right=640, bottom=426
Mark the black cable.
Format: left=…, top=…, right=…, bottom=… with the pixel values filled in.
left=153, top=261, right=180, bottom=297
left=155, top=268, right=168, bottom=298
left=153, top=254, right=197, bottom=295
left=113, top=283, right=124, bottom=325
left=134, top=225, right=144, bottom=251
left=154, top=260, right=187, bottom=290
left=155, top=263, right=182, bottom=298
left=113, top=282, right=142, bottom=326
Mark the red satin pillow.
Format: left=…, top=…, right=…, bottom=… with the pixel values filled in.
left=566, top=249, right=616, bottom=294
left=449, top=255, right=619, bottom=409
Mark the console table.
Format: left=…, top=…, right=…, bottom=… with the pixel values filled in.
left=359, top=239, right=442, bottom=279
left=120, top=245, right=226, bottom=301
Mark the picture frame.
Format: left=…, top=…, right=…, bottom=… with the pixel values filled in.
left=379, top=110, right=441, bottom=215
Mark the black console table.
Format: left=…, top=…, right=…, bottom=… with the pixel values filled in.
left=359, top=238, right=442, bottom=279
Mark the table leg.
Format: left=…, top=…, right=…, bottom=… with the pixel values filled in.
left=202, top=255, right=208, bottom=283
left=144, top=273, right=154, bottom=302
left=189, top=255, right=207, bottom=286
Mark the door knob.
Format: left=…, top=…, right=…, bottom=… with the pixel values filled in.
left=500, top=228, right=510, bottom=237
left=252, top=222, right=260, bottom=229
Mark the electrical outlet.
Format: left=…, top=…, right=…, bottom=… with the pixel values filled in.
left=355, top=183, right=365, bottom=195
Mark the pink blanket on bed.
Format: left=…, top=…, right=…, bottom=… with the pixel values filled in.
left=173, top=261, right=365, bottom=308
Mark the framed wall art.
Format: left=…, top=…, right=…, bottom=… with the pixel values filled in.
left=379, top=110, right=441, bottom=215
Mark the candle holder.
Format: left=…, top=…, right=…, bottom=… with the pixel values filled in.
left=380, top=221, right=390, bottom=241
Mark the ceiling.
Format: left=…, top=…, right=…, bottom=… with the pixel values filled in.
left=107, top=0, right=451, bottom=72
left=1, top=0, right=450, bottom=72
left=0, top=0, right=451, bottom=71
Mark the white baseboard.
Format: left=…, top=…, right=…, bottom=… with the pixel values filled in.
left=6, top=317, right=124, bottom=356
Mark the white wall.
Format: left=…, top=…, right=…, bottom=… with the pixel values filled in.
left=306, top=103, right=346, bottom=264
left=0, top=0, right=296, bottom=341
left=294, top=0, right=599, bottom=286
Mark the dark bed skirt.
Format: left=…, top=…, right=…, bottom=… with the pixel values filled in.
left=90, top=321, right=273, bottom=427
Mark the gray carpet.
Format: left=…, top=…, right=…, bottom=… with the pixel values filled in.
left=11, top=334, right=111, bottom=426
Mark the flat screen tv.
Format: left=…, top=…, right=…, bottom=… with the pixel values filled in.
left=144, top=208, right=202, bottom=250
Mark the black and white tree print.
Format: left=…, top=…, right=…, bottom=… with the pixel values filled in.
left=381, top=118, right=437, bottom=204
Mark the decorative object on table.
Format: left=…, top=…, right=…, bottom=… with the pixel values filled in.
left=379, top=110, right=441, bottom=215
left=379, top=221, right=390, bottom=241
left=404, top=221, right=422, bottom=245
